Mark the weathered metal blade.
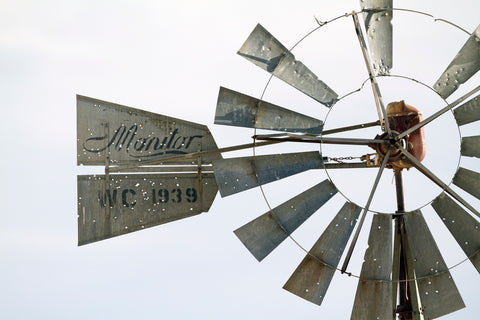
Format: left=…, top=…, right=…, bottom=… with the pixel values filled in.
left=214, top=87, right=324, bottom=133
left=461, top=135, right=480, bottom=158
left=360, top=0, right=393, bottom=75
left=432, top=193, right=480, bottom=274
left=453, top=167, right=480, bottom=201
left=282, top=202, right=361, bottom=306
left=234, top=179, right=337, bottom=261
left=453, top=94, right=480, bottom=126
left=351, top=214, right=393, bottom=319
left=77, top=95, right=220, bottom=166
left=403, top=210, right=465, bottom=319
left=433, top=24, right=480, bottom=99
left=237, top=24, right=338, bottom=107
left=213, top=151, right=324, bottom=197
left=77, top=173, right=218, bottom=245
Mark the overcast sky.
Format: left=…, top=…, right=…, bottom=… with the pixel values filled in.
left=2, top=0, right=480, bottom=319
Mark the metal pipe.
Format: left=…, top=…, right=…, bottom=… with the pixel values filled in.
left=321, top=120, right=380, bottom=135
left=395, top=170, right=406, bottom=213
left=253, top=135, right=386, bottom=146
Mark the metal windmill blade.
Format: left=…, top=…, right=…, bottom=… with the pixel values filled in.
left=283, top=202, right=361, bottom=306
left=431, top=193, right=480, bottom=274
left=360, top=0, right=393, bottom=76
left=452, top=167, right=480, bottom=202
left=453, top=94, right=480, bottom=126
left=434, top=24, right=480, bottom=99
left=351, top=214, right=393, bottom=319
left=212, top=151, right=324, bottom=197
left=234, top=179, right=338, bottom=262
left=402, top=211, right=465, bottom=319
left=215, top=87, right=324, bottom=133
left=237, top=23, right=338, bottom=107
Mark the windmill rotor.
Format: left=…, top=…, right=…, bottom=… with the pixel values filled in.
left=76, top=1, right=480, bottom=319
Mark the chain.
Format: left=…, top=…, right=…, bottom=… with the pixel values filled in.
left=327, top=156, right=360, bottom=163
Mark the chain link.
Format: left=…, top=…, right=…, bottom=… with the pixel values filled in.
left=328, top=156, right=359, bottom=162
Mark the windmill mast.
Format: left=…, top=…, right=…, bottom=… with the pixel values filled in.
left=394, top=169, right=417, bottom=320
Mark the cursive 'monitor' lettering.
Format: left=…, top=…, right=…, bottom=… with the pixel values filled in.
left=83, top=125, right=203, bottom=159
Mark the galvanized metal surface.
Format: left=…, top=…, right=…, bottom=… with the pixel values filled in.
left=282, top=202, right=361, bottom=306
left=352, top=11, right=391, bottom=136
left=107, top=165, right=214, bottom=173
left=361, top=0, right=393, bottom=76
left=234, top=179, right=337, bottom=262
left=461, top=135, right=480, bottom=158
left=215, top=87, right=324, bottom=133
left=77, top=95, right=220, bottom=166
left=77, top=173, right=218, bottom=245
left=431, top=193, right=480, bottom=274
left=454, top=94, right=480, bottom=126
left=237, top=24, right=338, bottom=107
left=351, top=214, right=393, bottom=320
left=403, top=210, right=465, bottom=319
left=109, top=141, right=278, bottom=173
left=434, top=24, right=480, bottom=99
left=453, top=167, right=480, bottom=201
left=213, top=151, right=324, bottom=197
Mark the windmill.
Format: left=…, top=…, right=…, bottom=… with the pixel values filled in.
left=77, top=1, right=480, bottom=319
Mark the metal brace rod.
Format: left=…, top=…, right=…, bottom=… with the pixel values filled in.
left=397, top=144, right=480, bottom=218
left=108, top=140, right=282, bottom=173
left=396, top=86, right=480, bottom=141
left=254, top=134, right=386, bottom=146
left=341, top=149, right=391, bottom=273
left=322, top=120, right=381, bottom=135
left=352, top=11, right=392, bottom=137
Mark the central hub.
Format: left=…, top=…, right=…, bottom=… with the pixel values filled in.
left=372, top=101, right=426, bottom=170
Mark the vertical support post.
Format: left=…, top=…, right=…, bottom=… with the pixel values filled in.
left=395, top=169, right=406, bottom=213
left=393, top=169, right=414, bottom=320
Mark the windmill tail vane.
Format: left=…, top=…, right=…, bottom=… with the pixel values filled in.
left=77, top=1, right=480, bottom=319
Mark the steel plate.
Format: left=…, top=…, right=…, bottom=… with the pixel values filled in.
left=77, top=173, right=218, bottom=245
left=453, top=167, right=480, bottom=200
left=361, top=0, right=393, bottom=75
left=434, top=24, right=480, bottom=99
left=237, top=24, right=338, bottom=107
left=432, top=193, right=480, bottom=274
left=454, top=94, right=480, bottom=126
left=215, top=87, right=323, bottom=133
left=351, top=213, right=393, bottom=319
left=213, top=151, right=324, bottom=197
left=234, top=179, right=337, bottom=261
left=403, top=210, right=465, bottom=319
left=283, top=202, right=361, bottom=306
left=77, top=95, right=220, bottom=166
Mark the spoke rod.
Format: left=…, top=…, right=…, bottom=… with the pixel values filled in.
left=397, top=144, right=480, bottom=218
left=253, top=135, right=386, bottom=146
left=109, top=140, right=282, bottom=172
left=341, top=149, right=391, bottom=273
left=352, top=11, right=392, bottom=137
left=396, top=86, right=480, bottom=141
left=322, top=120, right=381, bottom=135
left=324, top=162, right=370, bottom=169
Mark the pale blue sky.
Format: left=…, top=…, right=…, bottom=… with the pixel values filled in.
left=2, top=0, right=479, bottom=319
